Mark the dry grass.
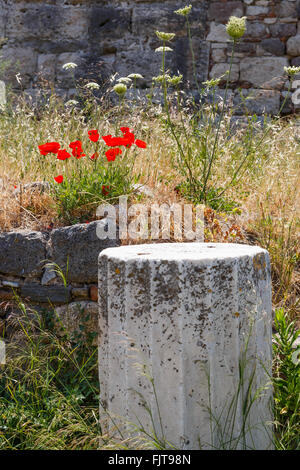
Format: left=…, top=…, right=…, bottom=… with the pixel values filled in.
left=0, top=93, right=299, bottom=321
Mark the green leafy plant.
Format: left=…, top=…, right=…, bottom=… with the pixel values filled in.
left=152, top=8, right=299, bottom=211
left=272, top=308, right=300, bottom=450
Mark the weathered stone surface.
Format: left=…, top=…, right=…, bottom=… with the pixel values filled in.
left=49, top=220, right=120, bottom=283
left=240, top=57, right=289, bottom=88
left=41, top=266, right=57, bottom=286
left=72, top=286, right=89, bottom=299
left=56, top=52, right=85, bottom=88
left=234, top=89, right=281, bottom=115
left=269, top=22, right=297, bottom=38
left=208, top=1, right=244, bottom=22
left=37, top=54, right=56, bottom=83
left=0, top=0, right=299, bottom=113
left=244, top=21, right=267, bottom=39
left=246, top=6, right=269, bottom=17
left=260, top=38, right=286, bottom=56
left=20, top=284, right=71, bottom=304
left=291, top=56, right=300, bottom=66
left=0, top=231, right=46, bottom=277
left=275, top=1, right=298, bottom=19
left=1, top=47, right=38, bottom=88
left=207, top=22, right=230, bottom=42
left=132, top=2, right=207, bottom=39
left=54, top=300, right=98, bottom=345
left=287, top=35, right=300, bottom=56
left=210, top=62, right=240, bottom=82
left=99, top=242, right=273, bottom=450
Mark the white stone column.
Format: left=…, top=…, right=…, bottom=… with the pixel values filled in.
left=98, top=243, right=273, bottom=450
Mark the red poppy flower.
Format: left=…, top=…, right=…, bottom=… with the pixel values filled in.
left=120, top=127, right=135, bottom=147
left=88, top=129, right=100, bottom=142
left=69, top=140, right=86, bottom=159
left=102, top=135, right=127, bottom=147
left=54, top=175, right=64, bottom=184
left=135, top=139, right=147, bottom=149
left=90, top=152, right=99, bottom=161
left=105, top=148, right=122, bottom=162
left=120, top=127, right=130, bottom=134
left=38, top=142, right=60, bottom=156
left=57, top=149, right=71, bottom=160
left=101, top=185, right=110, bottom=196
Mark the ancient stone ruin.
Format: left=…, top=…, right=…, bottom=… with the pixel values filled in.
left=98, top=242, right=273, bottom=449
left=0, top=0, right=299, bottom=115
left=0, top=220, right=119, bottom=342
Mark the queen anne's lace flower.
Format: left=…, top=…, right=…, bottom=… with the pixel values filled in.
left=62, top=62, right=77, bottom=70
left=174, top=5, right=192, bottom=17
left=153, top=74, right=171, bottom=83
left=85, top=82, right=100, bottom=90
left=127, top=73, right=144, bottom=80
left=156, top=31, right=175, bottom=42
left=155, top=46, right=173, bottom=53
left=167, top=74, right=183, bottom=86
left=203, top=78, right=222, bottom=88
left=117, top=77, right=132, bottom=84
left=284, top=66, right=300, bottom=77
left=65, top=100, right=79, bottom=107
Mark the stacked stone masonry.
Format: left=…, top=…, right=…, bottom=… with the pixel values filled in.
left=0, top=221, right=119, bottom=342
left=0, top=0, right=299, bottom=114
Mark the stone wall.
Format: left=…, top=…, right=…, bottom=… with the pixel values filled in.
left=0, top=0, right=299, bottom=114
left=0, top=220, right=119, bottom=342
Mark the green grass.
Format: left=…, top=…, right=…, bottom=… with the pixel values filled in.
left=0, top=304, right=299, bottom=450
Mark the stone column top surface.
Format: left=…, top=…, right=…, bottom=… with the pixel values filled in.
left=99, top=242, right=267, bottom=262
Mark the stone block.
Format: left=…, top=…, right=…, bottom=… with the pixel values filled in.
left=72, top=287, right=89, bottom=299
left=269, top=22, right=297, bottom=38
left=244, top=21, right=267, bottom=39
left=291, top=56, right=300, bottom=66
left=240, top=57, right=289, bottom=89
left=0, top=231, right=46, bottom=277
left=260, top=38, right=286, bottom=56
left=37, top=54, right=57, bottom=83
left=5, top=4, right=62, bottom=41
left=287, top=35, right=300, bottom=56
left=99, top=242, right=273, bottom=449
left=49, top=221, right=120, bottom=283
left=210, top=63, right=240, bottom=82
left=54, top=301, right=98, bottom=345
left=20, top=284, right=71, bottom=304
left=88, top=6, right=131, bottom=41
left=1, top=47, right=37, bottom=88
left=56, top=52, right=84, bottom=88
left=233, top=89, right=281, bottom=115
left=207, top=23, right=230, bottom=42
left=208, top=2, right=244, bottom=22
left=275, top=1, right=298, bottom=19
left=246, top=6, right=269, bottom=17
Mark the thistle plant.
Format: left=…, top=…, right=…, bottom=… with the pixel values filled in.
left=226, top=16, right=247, bottom=41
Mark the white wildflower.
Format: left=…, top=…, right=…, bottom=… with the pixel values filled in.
left=62, top=62, right=78, bottom=71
